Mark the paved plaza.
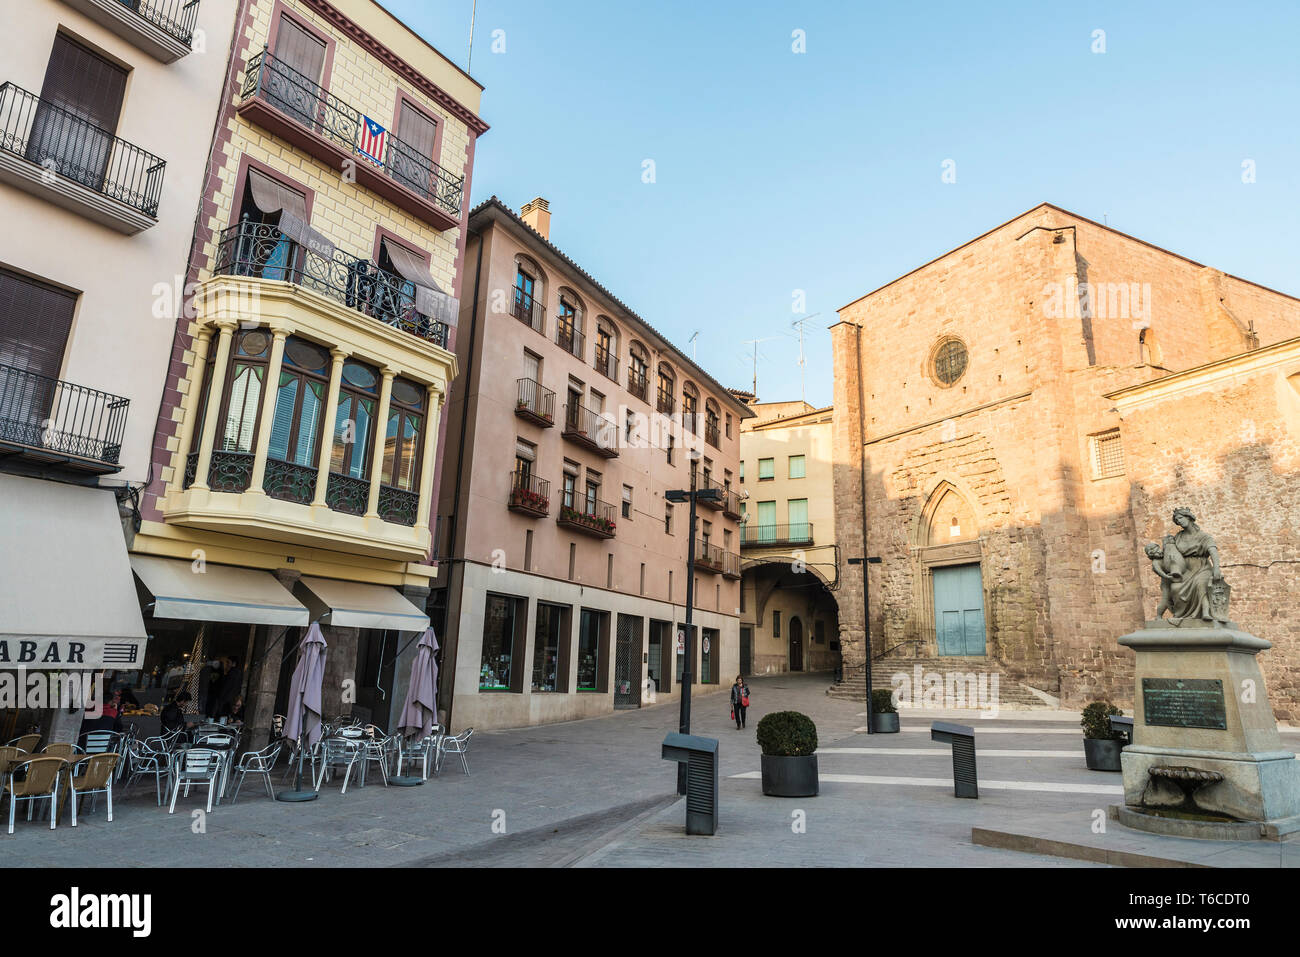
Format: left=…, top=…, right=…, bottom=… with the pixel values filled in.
left=5, top=673, right=1299, bottom=867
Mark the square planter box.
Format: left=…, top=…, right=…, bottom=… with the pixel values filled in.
left=760, top=754, right=819, bottom=797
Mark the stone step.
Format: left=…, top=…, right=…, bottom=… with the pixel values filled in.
left=826, top=656, right=1054, bottom=708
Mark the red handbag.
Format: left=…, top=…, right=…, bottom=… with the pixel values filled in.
left=741, top=694, right=750, bottom=707
left=730, top=709, right=735, bottom=720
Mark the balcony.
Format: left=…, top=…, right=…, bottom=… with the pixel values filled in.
left=0, top=364, right=128, bottom=474
left=695, top=475, right=725, bottom=511
left=557, top=499, right=616, bottom=539
left=57, top=0, right=199, bottom=62
left=656, top=388, right=674, bottom=416
left=0, top=83, right=165, bottom=233
left=515, top=378, right=555, bottom=427
left=722, top=550, right=742, bottom=579
left=594, top=344, right=618, bottom=383
left=741, top=523, right=814, bottom=548
left=722, top=488, right=743, bottom=520
left=238, top=49, right=464, bottom=231
left=213, top=220, right=449, bottom=348
left=705, top=419, right=721, bottom=449
left=695, top=540, right=723, bottom=574
left=511, top=288, right=545, bottom=335
left=627, top=367, right=648, bottom=403
left=556, top=319, right=584, bottom=359
left=562, top=403, right=618, bottom=458
left=508, top=471, right=550, bottom=518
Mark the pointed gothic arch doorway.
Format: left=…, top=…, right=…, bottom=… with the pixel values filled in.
left=917, top=481, right=987, bottom=657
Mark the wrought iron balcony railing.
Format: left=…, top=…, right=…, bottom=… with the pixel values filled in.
left=508, top=470, right=550, bottom=517
left=562, top=402, right=618, bottom=457
left=515, top=378, right=554, bottom=427
left=121, top=0, right=201, bottom=47
left=0, top=83, right=166, bottom=218
left=722, top=550, right=742, bottom=579
left=627, top=366, right=648, bottom=403
left=212, top=219, right=449, bottom=347
left=556, top=318, right=584, bottom=358
left=695, top=540, right=724, bottom=573
left=557, top=497, right=616, bottom=539
left=694, top=473, right=726, bottom=510
left=511, top=287, right=545, bottom=334
left=0, top=363, right=129, bottom=469
left=740, top=523, right=814, bottom=548
left=240, top=49, right=464, bottom=221
left=722, top=487, right=743, bottom=519
left=594, top=344, right=618, bottom=382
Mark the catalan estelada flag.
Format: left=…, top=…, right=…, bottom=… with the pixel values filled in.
left=359, top=116, right=388, bottom=165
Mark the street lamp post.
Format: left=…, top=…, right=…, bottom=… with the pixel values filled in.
left=847, top=555, right=882, bottom=733
left=666, top=483, right=721, bottom=794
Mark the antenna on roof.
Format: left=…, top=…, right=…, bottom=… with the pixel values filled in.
left=742, top=335, right=783, bottom=399
left=467, top=0, right=478, bottom=72
left=790, top=313, right=820, bottom=404
left=688, top=331, right=699, bottom=361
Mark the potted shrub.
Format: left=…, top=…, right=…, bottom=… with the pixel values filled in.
left=1081, top=700, right=1125, bottom=771
left=756, top=710, right=819, bottom=797
left=870, top=688, right=900, bottom=733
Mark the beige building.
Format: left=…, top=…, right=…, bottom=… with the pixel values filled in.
left=0, top=0, right=238, bottom=693
left=127, top=0, right=485, bottom=742
left=831, top=203, right=1300, bottom=714
left=436, top=197, right=752, bottom=731
left=738, top=401, right=839, bottom=675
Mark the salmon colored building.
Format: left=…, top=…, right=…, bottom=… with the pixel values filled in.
left=128, top=0, right=486, bottom=743
left=437, top=197, right=752, bottom=731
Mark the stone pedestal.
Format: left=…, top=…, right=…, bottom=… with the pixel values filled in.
left=1117, top=621, right=1300, bottom=839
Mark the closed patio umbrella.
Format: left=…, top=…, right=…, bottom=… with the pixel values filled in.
left=397, top=628, right=438, bottom=739
left=277, top=623, right=327, bottom=802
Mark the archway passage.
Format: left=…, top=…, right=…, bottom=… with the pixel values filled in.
left=789, top=616, right=804, bottom=671
left=740, top=559, right=838, bottom=675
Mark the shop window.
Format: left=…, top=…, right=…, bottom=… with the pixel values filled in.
left=577, top=608, right=609, bottom=692
left=531, top=602, right=570, bottom=693
left=479, top=593, right=526, bottom=692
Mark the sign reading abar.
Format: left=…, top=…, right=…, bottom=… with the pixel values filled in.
left=1142, top=678, right=1227, bottom=730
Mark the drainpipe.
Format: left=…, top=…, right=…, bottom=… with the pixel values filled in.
left=439, top=227, right=485, bottom=730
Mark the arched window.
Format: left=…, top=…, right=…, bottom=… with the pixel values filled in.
left=512, top=254, right=546, bottom=333
left=705, top=398, right=721, bottom=448
left=628, top=340, right=650, bottom=401
left=682, top=381, right=700, bottom=434
left=218, top=328, right=271, bottom=454
left=594, top=316, right=618, bottom=381
left=657, top=362, right=675, bottom=415
left=556, top=288, right=584, bottom=358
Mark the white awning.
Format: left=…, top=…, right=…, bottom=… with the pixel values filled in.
left=295, top=576, right=429, bottom=631
left=131, top=554, right=309, bottom=626
left=0, top=474, right=147, bottom=668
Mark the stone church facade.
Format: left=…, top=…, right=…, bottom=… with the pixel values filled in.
left=831, top=203, right=1300, bottom=715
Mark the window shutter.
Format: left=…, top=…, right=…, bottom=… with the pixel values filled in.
left=396, top=101, right=437, bottom=158
left=39, top=34, right=127, bottom=130
left=274, top=16, right=327, bottom=83
left=0, top=269, right=78, bottom=377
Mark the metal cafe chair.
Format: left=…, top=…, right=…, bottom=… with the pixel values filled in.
left=280, top=736, right=320, bottom=785
left=67, top=753, right=119, bottom=825
left=395, top=726, right=443, bottom=781
left=230, top=742, right=282, bottom=803
left=124, top=740, right=172, bottom=806
left=357, top=734, right=393, bottom=788
left=40, top=742, right=83, bottom=761
left=436, top=728, right=474, bottom=776
left=168, top=748, right=224, bottom=814
left=313, top=738, right=363, bottom=794
left=6, top=734, right=41, bottom=754
left=80, top=730, right=122, bottom=756
left=4, top=756, right=67, bottom=833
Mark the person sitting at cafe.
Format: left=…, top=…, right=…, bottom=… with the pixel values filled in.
left=229, top=695, right=246, bottom=724
left=160, top=691, right=190, bottom=735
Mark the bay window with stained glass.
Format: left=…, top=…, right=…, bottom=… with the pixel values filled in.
left=210, top=328, right=270, bottom=492
left=327, top=358, right=381, bottom=515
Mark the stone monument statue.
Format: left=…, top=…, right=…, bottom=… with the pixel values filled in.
left=1142, top=507, right=1229, bottom=624
left=1113, top=508, right=1300, bottom=840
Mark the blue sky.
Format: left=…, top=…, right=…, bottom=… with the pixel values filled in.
left=387, top=0, right=1300, bottom=408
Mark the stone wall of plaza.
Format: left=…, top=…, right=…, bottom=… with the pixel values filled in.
left=1110, top=339, right=1300, bottom=720
left=831, top=203, right=1300, bottom=709
left=436, top=202, right=749, bottom=729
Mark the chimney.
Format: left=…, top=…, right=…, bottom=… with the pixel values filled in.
left=520, top=197, right=551, bottom=240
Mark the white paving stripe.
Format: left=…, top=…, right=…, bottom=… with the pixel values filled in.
left=730, top=771, right=1123, bottom=795
left=819, top=748, right=1081, bottom=757
left=886, top=727, right=1084, bottom=734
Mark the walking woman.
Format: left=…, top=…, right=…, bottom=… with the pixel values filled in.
left=730, top=675, right=751, bottom=730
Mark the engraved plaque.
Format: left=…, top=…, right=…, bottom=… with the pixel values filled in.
left=1142, top=678, right=1227, bottom=730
